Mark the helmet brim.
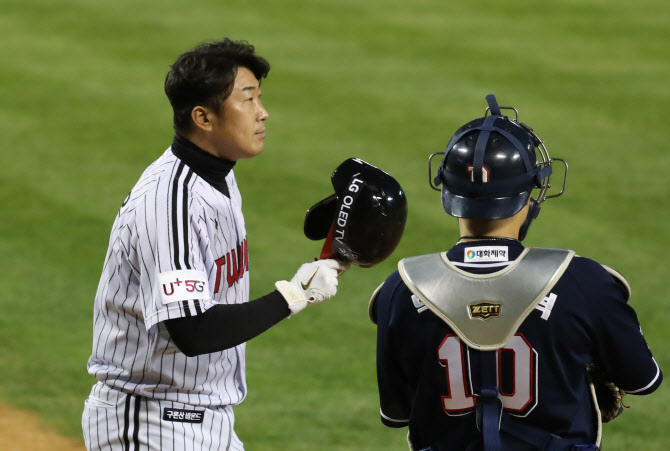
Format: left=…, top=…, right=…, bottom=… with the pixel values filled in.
left=304, top=194, right=337, bottom=240
left=441, top=189, right=531, bottom=220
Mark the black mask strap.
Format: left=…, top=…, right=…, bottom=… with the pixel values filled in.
left=518, top=198, right=541, bottom=241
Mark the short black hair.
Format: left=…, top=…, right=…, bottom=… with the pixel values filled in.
left=164, top=38, right=270, bottom=134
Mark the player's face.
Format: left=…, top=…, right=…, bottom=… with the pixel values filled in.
left=210, top=67, right=269, bottom=161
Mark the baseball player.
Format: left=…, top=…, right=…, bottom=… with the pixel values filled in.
left=82, top=38, right=347, bottom=450
left=369, top=95, right=662, bottom=450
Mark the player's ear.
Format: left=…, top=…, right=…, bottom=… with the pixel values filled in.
left=191, top=106, right=214, bottom=132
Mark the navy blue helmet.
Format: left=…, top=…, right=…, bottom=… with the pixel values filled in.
left=430, top=95, right=567, bottom=239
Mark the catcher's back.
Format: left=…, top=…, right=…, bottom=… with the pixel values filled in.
left=371, top=240, right=662, bottom=450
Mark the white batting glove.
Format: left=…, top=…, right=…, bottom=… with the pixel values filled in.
left=275, top=259, right=349, bottom=315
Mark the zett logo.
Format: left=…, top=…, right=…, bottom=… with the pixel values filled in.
left=468, top=302, right=502, bottom=320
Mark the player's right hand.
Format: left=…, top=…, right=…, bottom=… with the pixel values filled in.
left=275, top=259, right=349, bottom=315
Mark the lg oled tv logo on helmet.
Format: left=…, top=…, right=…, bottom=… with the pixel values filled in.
left=468, top=302, right=501, bottom=320
left=467, top=165, right=490, bottom=182
left=334, top=177, right=365, bottom=251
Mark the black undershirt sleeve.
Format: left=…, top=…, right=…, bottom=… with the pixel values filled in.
left=165, top=290, right=291, bottom=357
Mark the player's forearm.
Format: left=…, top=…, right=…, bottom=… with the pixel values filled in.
left=165, top=291, right=290, bottom=356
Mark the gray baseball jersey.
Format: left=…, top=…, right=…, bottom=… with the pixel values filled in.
left=84, top=143, right=251, bottom=449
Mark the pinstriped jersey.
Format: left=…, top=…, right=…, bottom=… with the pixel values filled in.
left=87, top=147, right=250, bottom=407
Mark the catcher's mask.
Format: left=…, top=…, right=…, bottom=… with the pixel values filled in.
left=304, top=158, right=407, bottom=267
left=429, top=94, right=568, bottom=240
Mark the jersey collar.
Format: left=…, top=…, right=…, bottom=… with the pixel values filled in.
left=171, top=134, right=236, bottom=197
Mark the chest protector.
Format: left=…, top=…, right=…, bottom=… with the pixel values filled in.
left=398, top=247, right=574, bottom=350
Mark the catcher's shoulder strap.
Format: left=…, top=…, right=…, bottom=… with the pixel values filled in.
left=368, top=282, right=384, bottom=325
left=601, top=264, right=631, bottom=302
left=573, top=253, right=631, bottom=302
left=398, top=247, right=575, bottom=350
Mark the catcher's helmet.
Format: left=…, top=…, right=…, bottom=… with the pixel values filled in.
left=430, top=95, right=567, bottom=240
left=304, top=158, right=407, bottom=267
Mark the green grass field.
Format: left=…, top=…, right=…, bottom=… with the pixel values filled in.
left=1, top=0, right=669, bottom=449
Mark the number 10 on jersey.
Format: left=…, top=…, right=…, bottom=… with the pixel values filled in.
left=438, top=334, right=538, bottom=416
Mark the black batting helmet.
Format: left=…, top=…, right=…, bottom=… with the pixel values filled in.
left=430, top=95, right=567, bottom=240
left=304, top=158, right=407, bottom=267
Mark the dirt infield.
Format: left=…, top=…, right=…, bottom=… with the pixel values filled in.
left=0, top=403, right=84, bottom=450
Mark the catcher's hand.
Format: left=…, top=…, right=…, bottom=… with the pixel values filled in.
left=587, top=362, right=628, bottom=422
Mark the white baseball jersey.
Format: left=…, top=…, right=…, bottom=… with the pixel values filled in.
left=87, top=146, right=250, bottom=407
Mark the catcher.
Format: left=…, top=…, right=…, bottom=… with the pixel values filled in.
left=369, top=95, right=662, bottom=450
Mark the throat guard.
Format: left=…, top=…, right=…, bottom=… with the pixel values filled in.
left=398, top=247, right=574, bottom=350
